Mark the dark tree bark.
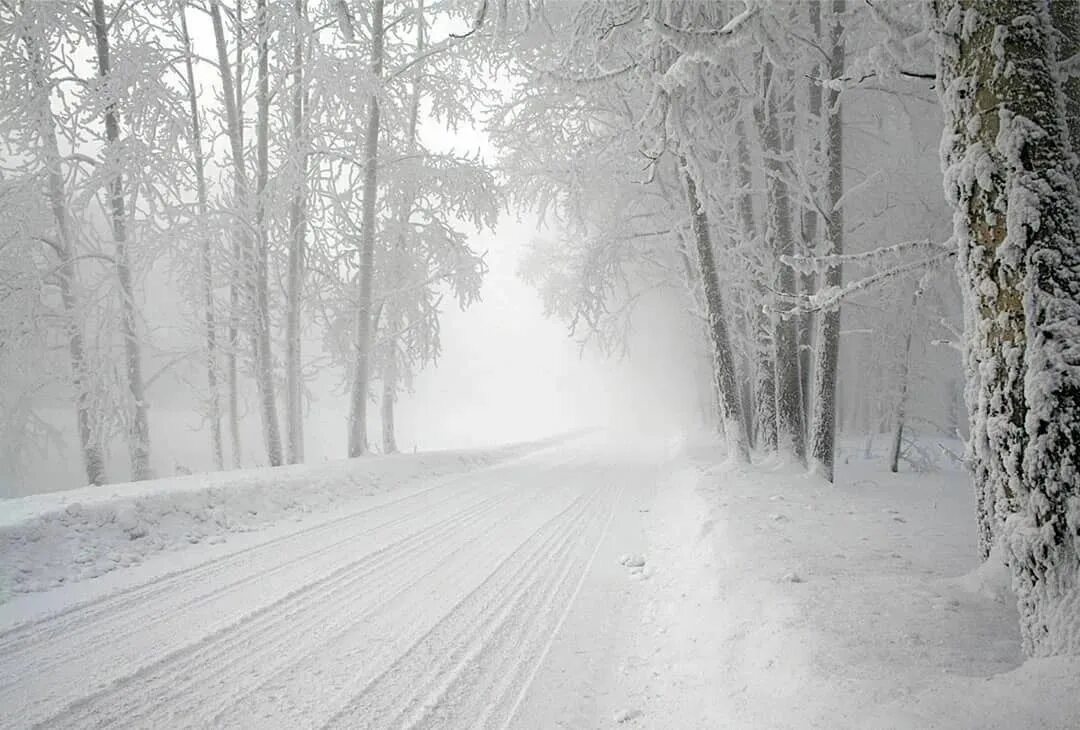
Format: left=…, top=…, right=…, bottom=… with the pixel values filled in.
left=758, top=62, right=806, bottom=463
left=684, top=163, right=750, bottom=462
left=735, top=118, right=777, bottom=452
left=809, top=0, right=845, bottom=482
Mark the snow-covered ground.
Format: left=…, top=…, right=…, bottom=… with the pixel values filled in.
left=613, top=436, right=1080, bottom=729
left=3, top=432, right=1078, bottom=728
left=0, top=436, right=568, bottom=598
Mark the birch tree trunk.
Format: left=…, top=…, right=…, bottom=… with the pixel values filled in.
left=809, top=0, right=845, bottom=481
left=22, top=14, right=106, bottom=486
left=91, top=0, right=152, bottom=481
left=934, top=0, right=1080, bottom=656
left=683, top=164, right=750, bottom=463
left=180, top=6, right=224, bottom=471
left=286, top=0, right=308, bottom=464
left=348, top=0, right=385, bottom=457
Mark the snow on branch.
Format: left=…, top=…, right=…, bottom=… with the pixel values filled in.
left=649, top=1, right=759, bottom=59
left=779, top=247, right=956, bottom=315
left=782, top=238, right=952, bottom=276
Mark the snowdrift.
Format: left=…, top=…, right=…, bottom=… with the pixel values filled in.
left=0, top=438, right=562, bottom=598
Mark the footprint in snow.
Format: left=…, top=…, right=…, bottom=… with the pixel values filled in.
left=614, top=708, right=643, bottom=724
left=619, top=554, right=646, bottom=568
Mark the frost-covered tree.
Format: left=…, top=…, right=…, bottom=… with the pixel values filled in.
left=933, top=0, right=1080, bottom=656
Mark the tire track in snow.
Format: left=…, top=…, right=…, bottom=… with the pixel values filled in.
left=39, top=481, right=549, bottom=730
left=321, top=482, right=619, bottom=729
left=4, top=449, right=626, bottom=730
left=6, top=459, right=580, bottom=729
left=0, top=456, right=537, bottom=649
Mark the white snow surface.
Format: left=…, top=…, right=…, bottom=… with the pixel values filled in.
left=2, top=431, right=1079, bottom=728
left=0, top=436, right=568, bottom=597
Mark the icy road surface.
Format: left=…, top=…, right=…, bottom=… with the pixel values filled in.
left=0, top=440, right=670, bottom=729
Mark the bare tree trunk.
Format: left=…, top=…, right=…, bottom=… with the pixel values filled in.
left=381, top=353, right=398, bottom=454
left=809, top=0, right=845, bottom=481
left=213, top=0, right=283, bottom=467
left=91, top=0, right=152, bottom=481
left=348, top=0, right=385, bottom=457
left=935, top=0, right=1080, bottom=655
left=379, top=0, right=426, bottom=457
left=22, top=17, right=106, bottom=486
left=759, top=63, right=806, bottom=463
left=251, top=0, right=283, bottom=466
left=180, top=6, right=224, bottom=472
left=683, top=163, right=749, bottom=462
left=798, top=0, right=823, bottom=441
left=285, top=0, right=308, bottom=464
left=735, top=118, right=776, bottom=453
left=210, top=0, right=244, bottom=468
left=888, top=302, right=915, bottom=474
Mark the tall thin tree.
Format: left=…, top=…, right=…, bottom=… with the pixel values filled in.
left=809, top=0, right=845, bottom=481
left=179, top=5, right=224, bottom=471
left=348, top=0, right=385, bottom=457
left=20, top=6, right=106, bottom=485
left=91, top=0, right=152, bottom=480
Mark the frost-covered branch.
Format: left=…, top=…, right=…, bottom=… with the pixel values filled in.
left=782, top=238, right=952, bottom=276
left=780, top=248, right=955, bottom=314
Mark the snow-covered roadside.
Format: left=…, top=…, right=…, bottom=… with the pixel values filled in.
left=621, top=439, right=1080, bottom=729
left=0, top=437, right=569, bottom=599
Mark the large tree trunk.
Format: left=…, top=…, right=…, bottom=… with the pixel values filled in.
left=735, top=118, right=777, bottom=452
left=22, top=16, right=106, bottom=486
left=934, top=0, right=1080, bottom=656
left=759, top=63, right=806, bottom=463
left=683, top=164, right=750, bottom=463
left=91, top=0, right=152, bottom=481
left=1053, top=0, right=1080, bottom=166
left=809, top=0, right=845, bottom=482
left=180, top=6, right=224, bottom=472
left=252, top=0, right=283, bottom=466
left=348, top=0, right=385, bottom=457
left=285, top=0, right=308, bottom=464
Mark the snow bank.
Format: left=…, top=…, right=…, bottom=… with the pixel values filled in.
left=632, top=438, right=1080, bottom=728
left=0, top=438, right=563, bottom=599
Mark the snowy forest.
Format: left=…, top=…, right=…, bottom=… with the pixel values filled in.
left=2, top=0, right=1080, bottom=727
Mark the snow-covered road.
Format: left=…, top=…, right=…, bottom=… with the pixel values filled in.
left=1, top=441, right=668, bottom=729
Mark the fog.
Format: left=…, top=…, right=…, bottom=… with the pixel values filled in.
left=7, top=2, right=1080, bottom=727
